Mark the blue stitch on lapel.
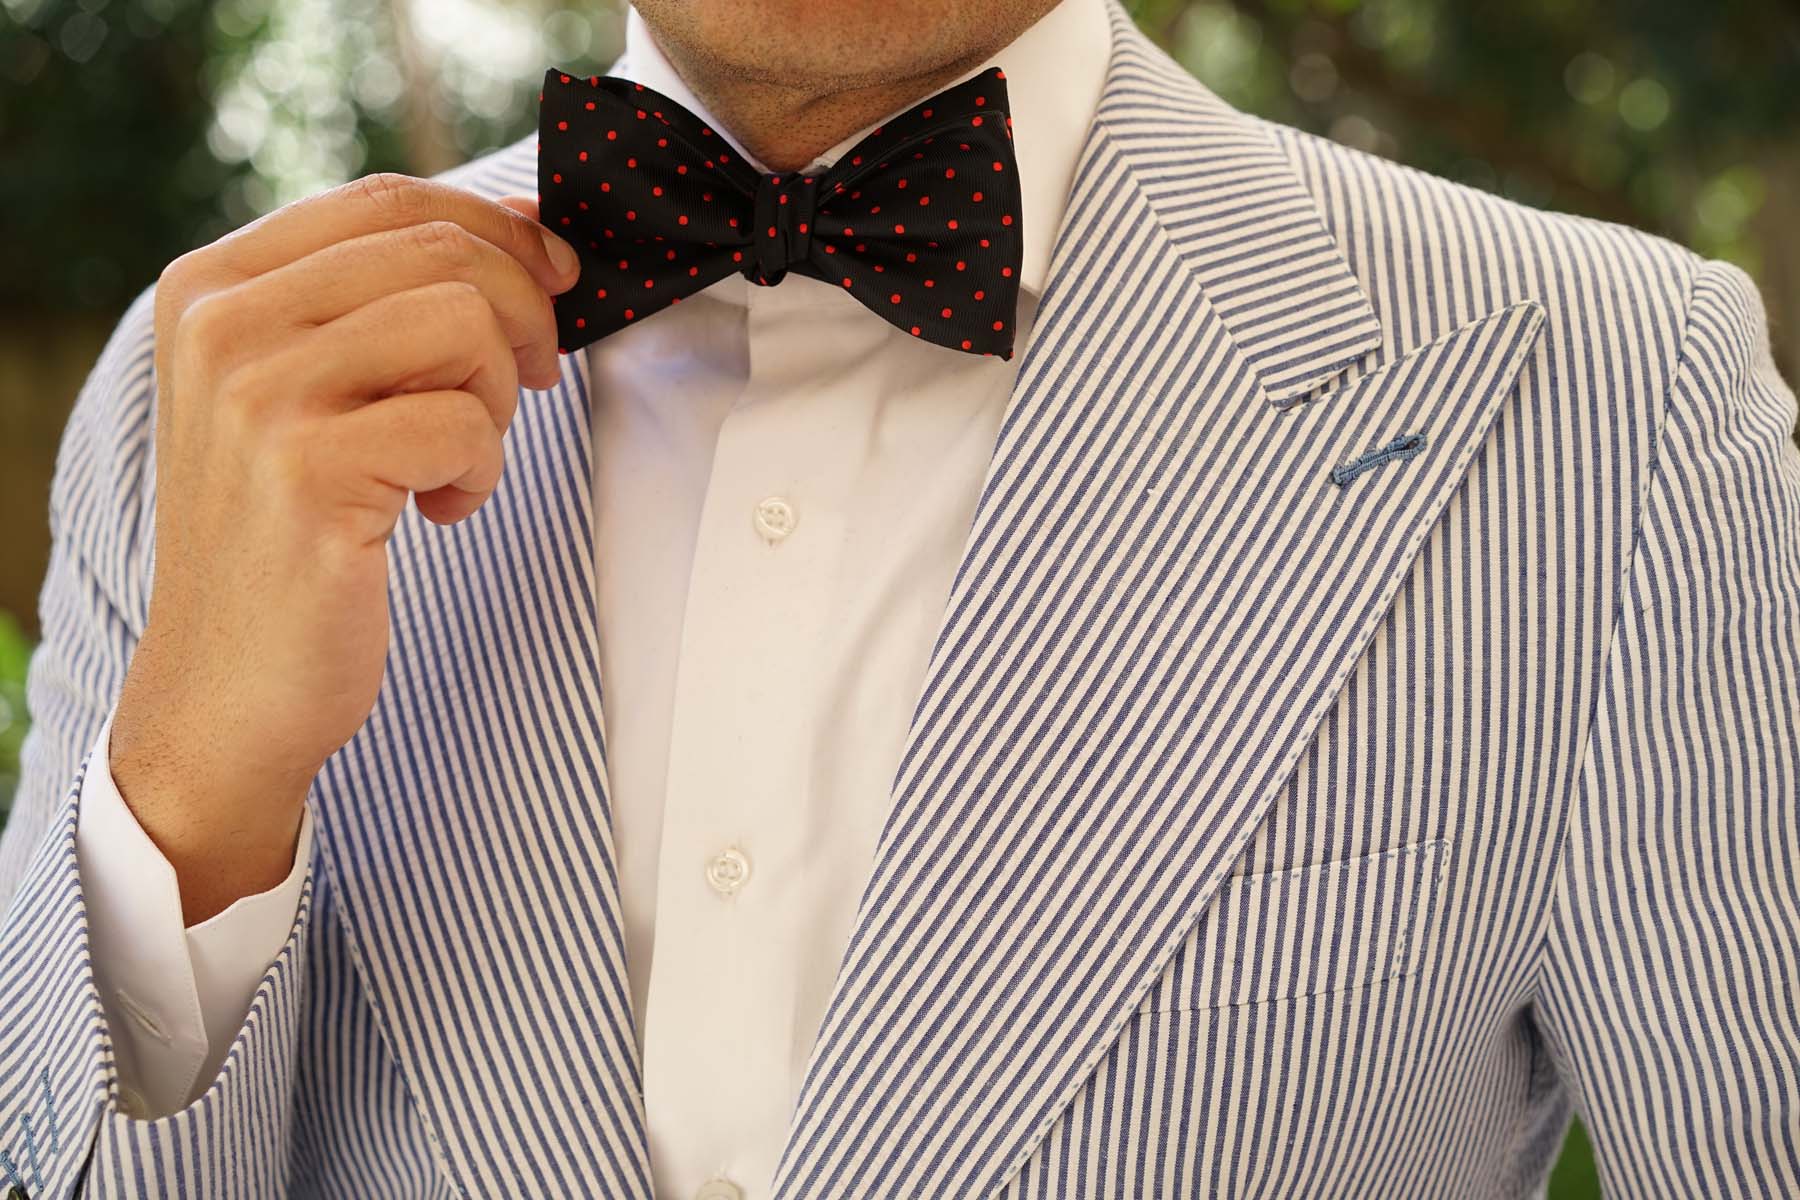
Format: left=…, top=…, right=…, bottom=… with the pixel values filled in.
left=38, top=1069, right=57, bottom=1156
left=0, top=1146, right=24, bottom=1195
left=18, top=1114, right=40, bottom=1191
left=1330, top=432, right=1427, bottom=487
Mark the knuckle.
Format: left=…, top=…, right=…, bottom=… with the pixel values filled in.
left=426, top=278, right=493, bottom=332
left=174, top=289, right=237, bottom=361
left=409, top=218, right=474, bottom=263
left=154, top=251, right=210, bottom=337
left=214, top=355, right=285, bottom=417
left=349, top=171, right=429, bottom=220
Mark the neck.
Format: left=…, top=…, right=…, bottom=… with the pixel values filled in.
left=639, top=33, right=1004, bottom=173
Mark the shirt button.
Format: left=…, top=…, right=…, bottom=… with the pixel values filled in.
left=753, top=496, right=797, bottom=542
left=695, top=1181, right=743, bottom=1200
left=705, top=847, right=752, bottom=897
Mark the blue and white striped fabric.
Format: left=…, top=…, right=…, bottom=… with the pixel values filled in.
left=4, top=2, right=1798, bottom=1195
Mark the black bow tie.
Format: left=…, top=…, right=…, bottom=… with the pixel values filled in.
left=536, top=66, right=1024, bottom=359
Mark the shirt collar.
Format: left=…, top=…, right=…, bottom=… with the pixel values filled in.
left=611, top=0, right=1110, bottom=298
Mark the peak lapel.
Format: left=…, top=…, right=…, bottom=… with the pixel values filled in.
left=310, top=344, right=653, bottom=1197
left=772, top=12, right=1546, bottom=1199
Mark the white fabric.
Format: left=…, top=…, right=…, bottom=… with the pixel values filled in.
left=74, top=710, right=313, bottom=1118
left=71, top=0, right=1109, bottom=1192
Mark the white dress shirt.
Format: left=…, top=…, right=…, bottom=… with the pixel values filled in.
left=72, top=1, right=1109, bottom=1194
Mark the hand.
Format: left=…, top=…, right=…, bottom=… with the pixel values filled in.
left=107, top=174, right=578, bottom=923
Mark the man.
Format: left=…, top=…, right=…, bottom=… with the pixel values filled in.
left=2, top=0, right=1797, bottom=1194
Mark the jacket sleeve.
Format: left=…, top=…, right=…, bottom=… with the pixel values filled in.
left=0, top=283, right=316, bottom=1200
left=1536, top=257, right=1800, bottom=1196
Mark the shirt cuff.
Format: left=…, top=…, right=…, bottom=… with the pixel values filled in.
left=73, top=707, right=314, bottom=1119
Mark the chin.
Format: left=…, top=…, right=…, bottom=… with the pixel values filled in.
left=633, top=0, right=980, bottom=90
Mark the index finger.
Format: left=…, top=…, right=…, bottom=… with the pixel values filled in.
left=202, top=172, right=580, bottom=296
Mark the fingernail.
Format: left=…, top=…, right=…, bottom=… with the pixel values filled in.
left=541, top=229, right=579, bottom=281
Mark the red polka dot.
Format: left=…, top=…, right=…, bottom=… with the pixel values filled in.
left=678, top=215, right=688, bottom=225
left=578, top=151, right=588, bottom=162
left=890, top=293, right=901, bottom=304
left=956, top=261, right=967, bottom=271
left=652, top=186, right=664, bottom=196
left=974, top=289, right=985, bottom=300
left=971, top=116, right=984, bottom=127
left=924, top=279, right=935, bottom=288
left=897, top=179, right=908, bottom=189
left=556, top=120, right=568, bottom=131
left=843, top=277, right=853, bottom=287
left=644, top=279, right=654, bottom=288
left=1001, top=214, right=1013, bottom=225
left=919, top=196, right=930, bottom=206
left=559, top=73, right=570, bottom=82
left=961, top=339, right=973, bottom=349
left=607, top=130, right=617, bottom=140
left=596, top=288, right=607, bottom=299
left=624, top=309, right=635, bottom=320
left=551, top=173, right=562, bottom=183
left=941, top=307, right=953, bottom=318
left=911, top=326, right=921, bottom=335
left=585, top=101, right=595, bottom=111
left=993, top=320, right=1004, bottom=331
left=894, top=223, right=906, bottom=234
left=947, top=219, right=958, bottom=230
left=600, top=182, right=611, bottom=192
left=575, top=317, right=585, bottom=328
left=975, top=96, right=987, bottom=107
left=972, top=191, right=983, bottom=202
left=1002, top=266, right=1013, bottom=277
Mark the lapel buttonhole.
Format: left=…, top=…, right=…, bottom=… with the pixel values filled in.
left=1330, top=432, right=1427, bottom=488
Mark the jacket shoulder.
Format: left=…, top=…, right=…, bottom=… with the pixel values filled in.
left=1260, top=118, right=1707, bottom=369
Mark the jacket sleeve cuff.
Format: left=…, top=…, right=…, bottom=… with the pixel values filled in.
left=72, top=709, right=314, bottom=1121
left=0, top=754, right=314, bottom=1200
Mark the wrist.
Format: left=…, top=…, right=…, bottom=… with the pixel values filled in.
left=109, top=674, right=313, bottom=925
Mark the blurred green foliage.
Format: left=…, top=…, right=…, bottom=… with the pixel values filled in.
left=1123, top=0, right=1800, bottom=288
left=0, top=610, right=29, bottom=822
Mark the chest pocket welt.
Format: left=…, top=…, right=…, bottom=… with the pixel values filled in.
left=1139, top=839, right=1452, bottom=1013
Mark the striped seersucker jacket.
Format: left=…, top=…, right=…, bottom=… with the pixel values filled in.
left=3, top=3, right=1799, bottom=1197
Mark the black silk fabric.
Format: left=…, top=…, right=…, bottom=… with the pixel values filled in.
left=536, top=66, right=1025, bottom=358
